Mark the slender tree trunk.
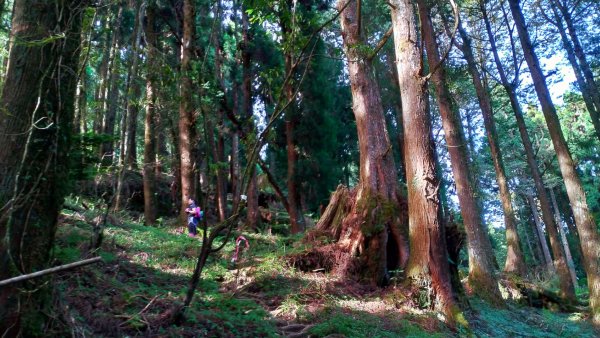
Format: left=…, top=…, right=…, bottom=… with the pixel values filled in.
left=241, top=5, right=259, bottom=229
left=457, top=23, right=526, bottom=277
left=550, top=188, right=578, bottom=287
left=418, top=0, right=500, bottom=303
left=179, top=0, right=197, bottom=218
left=93, top=10, right=113, bottom=135
left=231, top=85, right=241, bottom=213
left=211, top=0, right=228, bottom=221
left=143, top=1, right=158, bottom=225
left=483, top=0, right=576, bottom=301
left=553, top=0, right=600, bottom=141
left=279, top=5, right=303, bottom=234
left=124, top=1, right=143, bottom=170
left=547, top=4, right=600, bottom=142
left=99, top=4, right=124, bottom=166
left=389, top=0, right=461, bottom=323
left=0, top=1, right=84, bottom=333
left=508, top=0, right=596, bottom=313
left=527, top=194, right=554, bottom=270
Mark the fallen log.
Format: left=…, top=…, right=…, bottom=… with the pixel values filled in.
left=511, top=279, right=588, bottom=312
left=0, top=257, right=102, bottom=287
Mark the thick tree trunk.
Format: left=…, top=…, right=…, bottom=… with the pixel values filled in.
left=457, top=23, right=526, bottom=277
left=549, top=188, right=578, bottom=287
left=389, top=0, right=461, bottom=323
left=143, top=1, right=158, bottom=225
left=179, top=0, right=197, bottom=218
left=320, top=0, right=409, bottom=287
left=508, top=0, right=596, bottom=316
left=0, top=1, right=84, bottom=334
left=418, top=1, right=500, bottom=303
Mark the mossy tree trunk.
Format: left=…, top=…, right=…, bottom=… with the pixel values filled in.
left=318, top=0, right=409, bottom=286
left=418, top=0, right=501, bottom=304
left=0, top=0, right=85, bottom=334
left=389, top=0, right=462, bottom=323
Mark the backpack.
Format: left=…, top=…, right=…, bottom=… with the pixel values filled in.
left=194, top=207, right=203, bottom=220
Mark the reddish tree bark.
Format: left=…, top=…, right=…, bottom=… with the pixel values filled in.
left=417, top=0, right=500, bottom=303
left=456, top=22, right=526, bottom=277
left=508, top=0, right=598, bottom=320
left=389, top=0, right=461, bottom=323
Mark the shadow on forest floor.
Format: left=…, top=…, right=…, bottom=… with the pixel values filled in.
left=49, top=205, right=599, bottom=337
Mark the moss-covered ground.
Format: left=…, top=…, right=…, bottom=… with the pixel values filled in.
left=47, top=199, right=598, bottom=337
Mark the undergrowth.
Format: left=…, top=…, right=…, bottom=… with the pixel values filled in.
left=49, top=197, right=599, bottom=337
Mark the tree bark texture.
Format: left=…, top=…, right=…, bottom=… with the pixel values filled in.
left=333, top=0, right=407, bottom=286
left=457, top=23, right=526, bottom=277
left=509, top=0, right=596, bottom=314
left=179, top=0, right=198, bottom=218
left=143, top=1, right=158, bottom=225
left=527, top=194, right=554, bottom=270
left=389, top=0, right=460, bottom=323
left=0, top=0, right=84, bottom=334
left=418, top=0, right=500, bottom=303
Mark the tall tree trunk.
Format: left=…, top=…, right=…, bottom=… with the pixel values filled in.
left=124, top=1, right=143, bottom=170
left=211, top=0, right=228, bottom=221
left=0, top=1, right=84, bottom=333
left=508, top=0, right=595, bottom=312
left=550, top=188, right=578, bottom=287
left=241, top=5, right=259, bottom=230
left=553, top=0, right=600, bottom=141
left=143, top=0, right=158, bottom=225
left=93, top=10, right=114, bottom=135
left=389, top=0, right=461, bottom=323
left=179, top=0, right=197, bottom=218
left=99, top=4, right=124, bottom=166
left=279, top=4, right=303, bottom=234
left=483, top=0, right=576, bottom=301
left=417, top=0, right=500, bottom=303
left=547, top=4, right=600, bottom=142
left=320, top=0, right=407, bottom=287
left=456, top=23, right=526, bottom=277
left=527, top=194, right=554, bottom=270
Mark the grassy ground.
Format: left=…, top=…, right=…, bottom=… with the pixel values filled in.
left=49, top=200, right=598, bottom=337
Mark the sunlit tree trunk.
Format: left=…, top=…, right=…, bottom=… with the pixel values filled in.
left=550, top=188, right=578, bottom=287
left=179, top=0, right=197, bottom=218
left=0, top=0, right=84, bottom=333
left=418, top=0, right=500, bottom=303
left=526, top=194, right=554, bottom=270
left=547, top=4, right=600, bottom=142
left=456, top=23, right=525, bottom=277
left=325, top=0, right=407, bottom=286
left=389, top=0, right=461, bottom=323
left=553, top=0, right=600, bottom=142
left=508, top=0, right=597, bottom=314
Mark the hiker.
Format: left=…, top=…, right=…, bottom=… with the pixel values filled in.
left=185, top=197, right=202, bottom=237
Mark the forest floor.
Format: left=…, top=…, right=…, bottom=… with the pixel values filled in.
left=47, top=198, right=599, bottom=337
